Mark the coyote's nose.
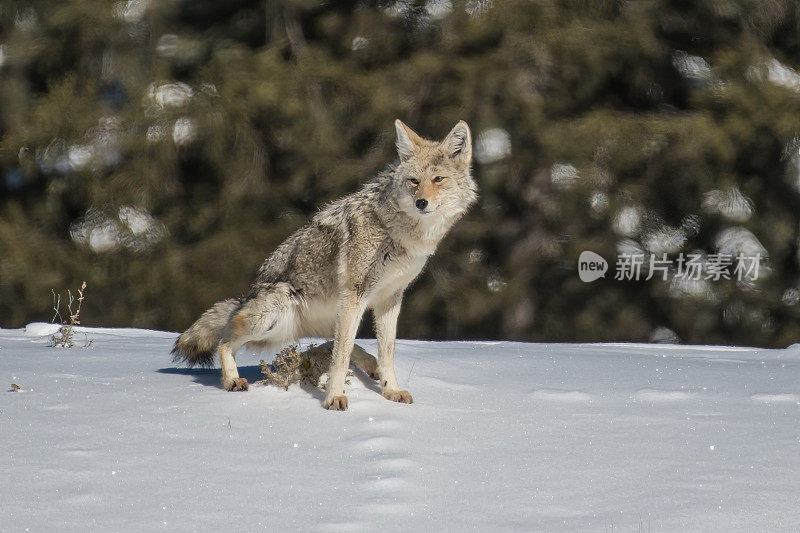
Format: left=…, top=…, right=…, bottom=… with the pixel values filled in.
left=415, top=198, right=428, bottom=211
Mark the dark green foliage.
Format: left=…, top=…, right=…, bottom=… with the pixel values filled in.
left=2, top=0, right=800, bottom=347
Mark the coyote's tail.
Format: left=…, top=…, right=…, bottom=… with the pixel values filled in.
left=171, top=298, right=242, bottom=367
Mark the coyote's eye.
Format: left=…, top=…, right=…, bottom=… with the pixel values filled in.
left=408, top=178, right=419, bottom=185
left=433, top=175, right=446, bottom=183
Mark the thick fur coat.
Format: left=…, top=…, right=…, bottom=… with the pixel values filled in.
left=172, top=120, right=477, bottom=410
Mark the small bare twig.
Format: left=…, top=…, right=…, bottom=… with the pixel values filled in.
left=406, top=360, right=416, bottom=388
left=69, top=282, right=86, bottom=326
left=51, top=282, right=89, bottom=348
left=51, top=289, right=62, bottom=324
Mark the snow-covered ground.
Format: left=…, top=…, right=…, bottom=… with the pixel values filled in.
left=3, top=324, right=800, bottom=531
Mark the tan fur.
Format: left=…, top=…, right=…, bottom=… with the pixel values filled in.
left=304, top=341, right=379, bottom=379
left=231, top=311, right=251, bottom=337
left=382, top=390, right=413, bottom=403
left=171, top=120, right=477, bottom=410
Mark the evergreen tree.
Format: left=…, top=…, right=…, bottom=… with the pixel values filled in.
left=2, top=0, right=800, bottom=347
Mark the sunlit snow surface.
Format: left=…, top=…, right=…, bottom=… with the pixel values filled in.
left=3, top=326, right=800, bottom=531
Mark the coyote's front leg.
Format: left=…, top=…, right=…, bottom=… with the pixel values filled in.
left=374, top=291, right=412, bottom=404
left=323, top=293, right=365, bottom=410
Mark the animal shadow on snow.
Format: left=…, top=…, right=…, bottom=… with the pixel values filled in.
left=156, top=364, right=381, bottom=401
left=156, top=365, right=262, bottom=389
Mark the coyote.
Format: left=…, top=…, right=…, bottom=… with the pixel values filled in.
left=172, top=120, right=477, bottom=410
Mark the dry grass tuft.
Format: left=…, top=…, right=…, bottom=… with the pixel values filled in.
left=50, top=282, right=92, bottom=348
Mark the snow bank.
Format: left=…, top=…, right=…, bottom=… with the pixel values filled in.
left=2, top=326, right=800, bottom=531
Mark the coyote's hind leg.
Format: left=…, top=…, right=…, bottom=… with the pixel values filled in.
left=218, top=282, right=298, bottom=392
left=218, top=339, right=249, bottom=391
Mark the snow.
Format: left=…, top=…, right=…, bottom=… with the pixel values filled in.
left=746, top=59, right=800, bottom=93
left=672, top=51, right=712, bottom=83
left=172, top=117, right=196, bottom=146
left=475, top=128, right=511, bottom=164
left=702, top=187, right=753, bottom=223
left=3, top=326, right=800, bottom=531
left=69, top=206, right=168, bottom=252
left=146, top=82, right=194, bottom=108
left=112, top=0, right=147, bottom=23
left=550, top=163, right=579, bottom=189
left=614, top=205, right=643, bottom=236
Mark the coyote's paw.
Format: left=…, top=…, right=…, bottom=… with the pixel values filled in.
left=382, top=390, right=413, bottom=404
left=225, top=378, right=249, bottom=391
left=324, top=395, right=349, bottom=411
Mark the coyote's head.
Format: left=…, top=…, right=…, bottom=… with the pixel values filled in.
left=392, top=119, right=478, bottom=222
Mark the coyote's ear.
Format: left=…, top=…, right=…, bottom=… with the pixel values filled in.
left=395, top=119, right=424, bottom=161
left=443, top=120, right=472, bottom=166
